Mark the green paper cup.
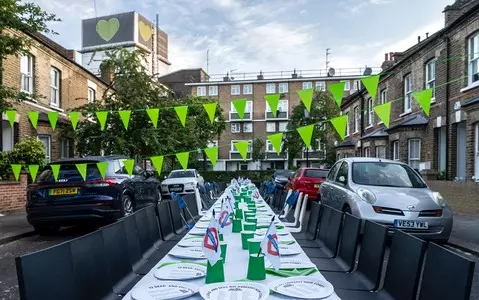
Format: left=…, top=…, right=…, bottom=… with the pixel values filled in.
left=244, top=212, right=255, bottom=219
left=232, top=219, right=242, bottom=233
left=248, top=208, right=257, bottom=214
left=241, top=231, right=255, bottom=250
left=234, top=195, right=242, bottom=202
left=248, top=238, right=262, bottom=255
left=247, top=190, right=253, bottom=195
left=205, top=258, right=225, bottom=284
left=220, top=242, right=227, bottom=263
left=219, top=233, right=224, bottom=241
left=246, top=217, right=257, bottom=225
left=243, top=222, right=257, bottom=231
left=247, top=254, right=266, bottom=281
left=235, top=208, right=243, bottom=219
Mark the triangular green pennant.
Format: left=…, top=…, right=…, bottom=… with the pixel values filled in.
left=174, top=106, right=188, bottom=127
left=203, top=103, right=217, bottom=124
left=28, top=165, right=39, bottom=182
left=50, top=164, right=60, bottom=182
left=232, top=99, right=247, bottom=120
left=361, top=75, right=380, bottom=100
left=146, top=108, right=159, bottom=128
left=264, top=94, right=280, bottom=117
left=296, top=124, right=315, bottom=148
left=328, top=82, right=346, bottom=107
left=75, top=163, right=87, bottom=181
left=118, top=110, right=131, bottom=130
left=234, top=141, right=249, bottom=161
left=95, top=111, right=109, bottom=130
left=176, top=152, right=190, bottom=170
left=413, top=88, right=433, bottom=116
left=123, top=159, right=135, bottom=176
left=69, top=112, right=81, bottom=131
left=373, top=102, right=392, bottom=128
left=5, top=110, right=16, bottom=127
left=150, top=156, right=164, bottom=175
left=11, top=164, right=21, bottom=181
left=204, top=146, right=218, bottom=167
left=329, top=115, right=348, bottom=141
left=28, top=111, right=39, bottom=129
left=96, top=162, right=108, bottom=180
left=297, top=89, right=314, bottom=112
left=48, top=112, right=58, bottom=131
left=267, top=133, right=283, bottom=155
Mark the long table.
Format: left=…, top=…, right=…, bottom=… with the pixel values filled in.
left=122, top=188, right=341, bottom=299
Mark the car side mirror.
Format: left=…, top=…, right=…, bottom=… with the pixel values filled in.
left=338, top=176, right=346, bottom=184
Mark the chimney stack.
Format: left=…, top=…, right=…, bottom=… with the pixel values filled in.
left=66, top=50, right=76, bottom=61
left=418, top=36, right=421, bottom=43
left=257, top=71, right=264, bottom=80
left=291, top=68, right=298, bottom=79
left=390, top=52, right=394, bottom=61
left=385, top=53, right=389, bottom=61
left=223, top=72, right=230, bottom=82
left=426, top=32, right=429, bottom=38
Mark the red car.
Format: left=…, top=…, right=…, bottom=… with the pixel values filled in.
left=290, top=168, right=329, bottom=201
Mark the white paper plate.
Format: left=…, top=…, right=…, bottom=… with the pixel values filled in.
left=278, top=246, right=301, bottom=256
left=268, top=259, right=315, bottom=269
left=198, top=218, right=210, bottom=223
left=199, top=282, right=269, bottom=300
left=131, top=281, right=199, bottom=300
left=168, top=247, right=206, bottom=259
left=195, top=223, right=208, bottom=229
left=188, top=228, right=206, bottom=236
left=255, top=229, right=289, bottom=236
left=154, top=262, right=206, bottom=280
left=268, top=276, right=334, bottom=299
left=178, top=238, right=203, bottom=247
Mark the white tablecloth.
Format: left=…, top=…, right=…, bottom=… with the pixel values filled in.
left=122, top=189, right=341, bottom=300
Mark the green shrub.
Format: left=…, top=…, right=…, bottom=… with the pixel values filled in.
left=0, top=137, right=46, bottom=180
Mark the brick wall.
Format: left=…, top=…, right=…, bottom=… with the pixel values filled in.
left=426, top=180, right=479, bottom=215
left=0, top=173, right=28, bottom=212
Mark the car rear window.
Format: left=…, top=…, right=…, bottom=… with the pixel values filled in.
left=352, top=162, right=427, bottom=188
left=304, top=169, right=329, bottom=178
left=37, top=163, right=103, bottom=183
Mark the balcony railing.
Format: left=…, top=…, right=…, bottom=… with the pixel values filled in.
left=229, top=112, right=252, bottom=121
left=265, top=152, right=287, bottom=160
left=302, top=150, right=326, bottom=160
left=265, top=111, right=288, bottom=120
left=229, top=152, right=252, bottom=160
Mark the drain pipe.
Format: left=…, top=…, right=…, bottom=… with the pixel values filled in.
left=445, top=36, right=451, bottom=180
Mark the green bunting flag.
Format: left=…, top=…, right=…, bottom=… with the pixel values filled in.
left=146, top=108, right=159, bottom=128
left=123, top=159, right=135, bottom=176
left=328, top=82, right=346, bottom=107
left=203, top=103, right=217, bottom=124
left=75, top=164, right=87, bottom=181
left=413, top=88, right=433, bottom=116
left=28, top=165, right=39, bottom=182
left=203, top=146, right=218, bottom=167
left=267, top=133, right=283, bottom=155
left=118, top=110, right=131, bottom=130
left=264, top=94, right=280, bottom=117
left=232, top=99, right=247, bottom=120
left=96, top=162, right=108, bottom=180
left=176, top=152, right=190, bottom=170
left=297, top=89, right=314, bottom=112
left=11, top=164, right=21, bottom=181
left=174, top=106, right=188, bottom=127
left=361, top=75, right=380, bottom=100
left=50, top=164, right=60, bottom=182
left=69, top=112, right=81, bottom=131
left=234, top=141, right=249, bottom=161
left=28, top=111, right=39, bottom=129
left=48, top=112, right=58, bottom=131
left=296, top=124, right=315, bottom=148
left=96, top=111, right=109, bottom=130
left=6, top=110, right=16, bottom=127
left=373, top=102, right=392, bottom=128
left=150, top=156, right=164, bottom=175
left=329, top=115, right=348, bottom=140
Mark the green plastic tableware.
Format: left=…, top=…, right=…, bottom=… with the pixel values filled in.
left=243, top=222, right=257, bottom=231
left=232, top=219, right=242, bottom=233
left=245, top=217, right=257, bottom=225
left=241, top=231, right=255, bottom=250
left=220, top=242, right=227, bottom=263
left=247, top=254, right=266, bottom=281
left=235, top=208, right=243, bottom=219
left=219, top=233, right=224, bottom=241
left=248, top=238, right=262, bottom=255
left=276, top=225, right=285, bottom=230
left=205, top=257, right=225, bottom=284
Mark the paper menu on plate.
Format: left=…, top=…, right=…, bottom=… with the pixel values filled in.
left=200, top=283, right=268, bottom=300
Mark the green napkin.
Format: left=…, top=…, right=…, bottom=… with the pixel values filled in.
left=157, top=260, right=207, bottom=268
left=265, top=267, right=318, bottom=278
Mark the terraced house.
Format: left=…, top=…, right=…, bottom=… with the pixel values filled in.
left=336, top=0, right=479, bottom=181
left=1, top=29, right=108, bottom=162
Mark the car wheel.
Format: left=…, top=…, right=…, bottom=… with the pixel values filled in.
left=122, top=194, right=134, bottom=216
left=34, top=224, right=60, bottom=235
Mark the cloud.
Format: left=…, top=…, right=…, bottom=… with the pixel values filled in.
left=340, top=0, right=393, bottom=14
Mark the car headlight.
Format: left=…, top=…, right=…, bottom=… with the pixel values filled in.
left=432, top=192, right=446, bottom=207
left=185, top=182, right=195, bottom=186
left=356, top=188, right=377, bottom=204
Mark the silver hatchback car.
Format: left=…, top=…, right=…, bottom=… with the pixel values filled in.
left=320, top=157, right=453, bottom=243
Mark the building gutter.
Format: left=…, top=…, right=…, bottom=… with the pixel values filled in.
left=445, top=36, right=451, bottom=180
left=359, top=90, right=365, bottom=155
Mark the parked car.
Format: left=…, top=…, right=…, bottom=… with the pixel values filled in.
left=161, top=169, right=204, bottom=197
left=272, top=169, right=295, bottom=188
left=290, top=167, right=329, bottom=201
left=26, top=155, right=162, bottom=235
left=320, top=157, right=453, bottom=243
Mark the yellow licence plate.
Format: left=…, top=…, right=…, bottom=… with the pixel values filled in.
left=50, top=188, right=78, bottom=196
left=314, top=184, right=320, bottom=188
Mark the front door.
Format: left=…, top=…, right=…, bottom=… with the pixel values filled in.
left=475, top=124, right=479, bottom=181
left=456, top=122, right=467, bottom=179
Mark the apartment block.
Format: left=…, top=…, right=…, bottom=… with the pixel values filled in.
left=1, top=29, right=108, bottom=161
left=336, top=0, right=479, bottom=181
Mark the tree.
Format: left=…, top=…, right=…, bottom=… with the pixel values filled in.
left=67, top=48, right=226, bottom=169
left=251, top=137, right=265, bottom=164
left=282, top=90, right=339, bottom=167
left=0, top=0, right=59, bottom=110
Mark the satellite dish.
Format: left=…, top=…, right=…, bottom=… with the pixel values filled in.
left=231, top=77, right=235, bottom=80
left=328, top=68, right=335, bottom=77
left=363, top=67, right=373, bottom=76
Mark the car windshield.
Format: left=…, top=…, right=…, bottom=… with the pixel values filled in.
left=352, top=162, right=427, bottom=188
left=168, top=170, right=195, bottom=178
left=304, top=169, right=329, bottom=178
left=274, top=170, right=293, bottom=177
left=37, top=163, right=102, bottom=183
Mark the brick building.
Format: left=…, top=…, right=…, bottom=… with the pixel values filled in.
left=1, top=29, right=108, bottom=162
left=336, top=0, right=479, bottom=181
left=158, top=68, right=210, bottom=98
left=186, top=68, right=380, bottom=171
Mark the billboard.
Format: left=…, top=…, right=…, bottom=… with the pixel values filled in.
left=82, top=12, right=135, bottom=48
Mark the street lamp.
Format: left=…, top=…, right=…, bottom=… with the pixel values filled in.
left=303, top=109, right=310, bottom=168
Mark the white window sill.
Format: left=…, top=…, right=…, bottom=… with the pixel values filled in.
left=430, top=98, right=436, bottom=104
left=460, top=81, right=479, bottom=93
left=25, top=97, right=38, bottom=103
left=353, top=131, right=359, bottom=135
left=366, top=125, right=374, bottom=129
left=208, top=94, right=218, bottom=97
left=400, top=110, right=412, bottom=117
left=378, top=121, right=383, bottom=125
left=231, top=94, right=241, bottom=96
left=49, top=104, right=64, bottom=112
left=344, top=134, right=350, bottom=138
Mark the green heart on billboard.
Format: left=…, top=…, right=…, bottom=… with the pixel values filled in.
left=96, top=18, right=120, bottom=42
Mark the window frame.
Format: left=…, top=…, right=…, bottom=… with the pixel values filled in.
left=302, top=82, right=313, bottom=90
left=353, top=106, right=359, bottom=133
left=353, top=80, right=361, bottom=91
left=343, top=81, right=351, bottom=91
left=231, top=140, right=252, bottom=152
left=88, top=87, right=96, bottom=103
left=425, top=59, right=436, bottom=102
left=197, top=86, right=206, bottom=96
left=364, top=147, right=371, bottom=157
left=266, top=83, right=275, bottom=94
left=231, top=85, right=240, bottom=95
left=380, top=88, right=387, bottom=105
left=38, top=135, right=51, bottom=162
left=20, top=54, right=34, bottom=94
left=404, top=74, right=412, bottom=113
left=50, top=67, right=61, bottom=107
left=278, top=122, right=288, bottom=132
left=278, top=83, right=288, bottom=93
left=393, top=140, right=400, bottom=161
left=367, top=97, right=373, bottom=126
left=231, top=123, right=241, bottom=133
left=208, top=85, right=218, bottom=96
left=375, top=145, right=386, bottom=158
left=266, top=122, right=276, bottom=133
left=266, top=140, right=284, bottom=152
left=243, top=84, right=253, bottom=95
left=408, top=139, right=421, bottom=170
left=468, top=33, right=479, bottom=86
left=315, top=81, right=326, bottom=91
left=243, top=122, right=253, bottom=133
left=345, top=112, right=350, bottom=137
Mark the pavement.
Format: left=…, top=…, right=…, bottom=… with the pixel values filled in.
left=0, top=211, right=35, bottom=246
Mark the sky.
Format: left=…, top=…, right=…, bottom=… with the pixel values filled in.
left=33, top=0, right=453, bottom=77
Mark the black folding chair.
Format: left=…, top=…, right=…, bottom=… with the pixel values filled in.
left=157, top=202, right=177, bottom=241
left=134, top=206, right=157, bottom=258
left=321, top=220, right=388, bottom=291
left=293, top=201, right=321, bottom=246
left=336, top=230, right=427, bottom=299
left=310, top=213, right=361, bottom=272
left=16, top=242, right=77, bottom=300
left=168, top=200, right=188, bottom=237
left=418, top=242, right=475, bottom=300
left=122, top=213, right=153, bottom=276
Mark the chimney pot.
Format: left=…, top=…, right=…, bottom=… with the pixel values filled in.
left=418, top=36, right=421, bottom=43
left=426, top=32, right=429, bottom=38
left=390, top=52, right=394, bottom=61
left=385, top=53, right=389, bottom=61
